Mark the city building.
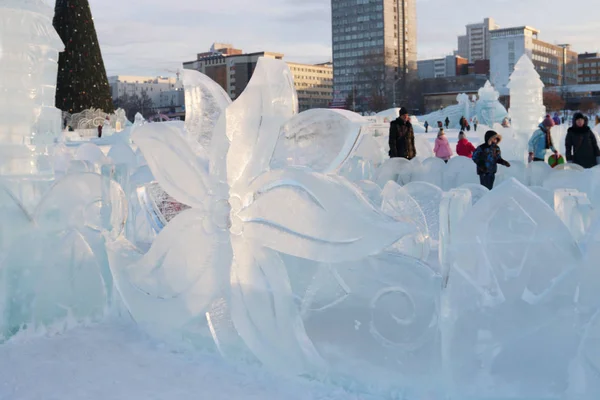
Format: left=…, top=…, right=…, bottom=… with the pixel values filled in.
left=578, top=52, right=600, bottom=84
left=544, top=83, right=600, bottom=110
left=490, top=26, right=578, bottom=94
left=183, top=44, right=283, bottom=99
left=456, top=18, right=499, bottom=62
left=184, top=43, right=331, bottom=110
left=330, top=0, right=418, bottom=111
left=288, top=62, right=333, bottom=111
left=417, top=55, right=468, bottom=79
left=108, top=75, right=183, bottom=110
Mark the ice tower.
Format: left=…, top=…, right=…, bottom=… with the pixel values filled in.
left=507, top=55, right=546, bottom=137
left=0, top=0, right=64, bottom=175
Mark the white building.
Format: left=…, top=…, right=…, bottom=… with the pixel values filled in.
left=490, top=26, right=578, bottom=94
left=107, top=75, right=183, bottom=108
left=457, top=18, right=499, bottom=62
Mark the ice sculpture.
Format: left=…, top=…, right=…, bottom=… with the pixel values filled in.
left=381, top=181, right=431, bottom=260
left=443, top=178, right=583, bottom=398
left=443, top=156, right=479, bottom=190
left=270, top=109, right=366, bottom=173
left=375, top=157, right=413, bottom=187
left=417, top=81, right=507, bottom=131
left=506, top=55, right=546, bottom=162
left=109, top=58, right=414, bottom=378
left=457, top=93, right=470, bottom=120
left=411, top=157, right=444, bottom=188
left=474, top=81, right=508, bottom=127
left=0, top=0, right=64, bottom=175
left=403, top=181, right=443, bottom=242
left=182, top=69, right=231, bottom=148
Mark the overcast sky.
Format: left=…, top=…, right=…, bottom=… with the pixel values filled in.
left=85, top=0, right=599, bottom=77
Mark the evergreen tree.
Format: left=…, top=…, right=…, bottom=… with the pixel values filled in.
left=53, top=0, right=114, bottom=113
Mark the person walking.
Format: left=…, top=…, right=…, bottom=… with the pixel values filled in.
left=434, top=128, right=453, bottom=163
left=472, top=116, right=478, bottom=132
left=472, top=130, right=511, bottom=190
left=389, top=107, right=416, bottom=160
left=528, top=115, right=558, bottom=163
left=565, top=112, right=600, bottom=168
left=444, top=117, right=450, bottom=129
left=424, top=121, right=429, bottom=133
left=456, top=131, right=476, bottom=158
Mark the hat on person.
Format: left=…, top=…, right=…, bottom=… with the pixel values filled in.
left=542, top=115, right=555, bottom=128
left=458, top=131, right=466, bottom=140
left=399, top=107, right=409, bottom=116
left=485, top=130, right=502, bottom=145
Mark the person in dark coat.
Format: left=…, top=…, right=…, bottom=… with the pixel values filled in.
left=97, top=124, right=103, bottom=138
left=565, top=112, right=600, bottom=169
left=424, top=121, right=429, bottom=133
left=444, top=117, right=450, bottom=129
left=389, top=107, right=416, bottom=160
left=472, top=130, right=511, bottom=190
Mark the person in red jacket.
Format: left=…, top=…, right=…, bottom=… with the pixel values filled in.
left=456, top=131, right=476, bottom=158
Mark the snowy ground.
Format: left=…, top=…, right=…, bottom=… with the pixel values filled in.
left=0, top=322, right=381, bottom=400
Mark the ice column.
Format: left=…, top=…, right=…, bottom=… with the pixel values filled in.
left=507, top=55, right=546, bottom=138
left=0, top=0, right=64, bottom=175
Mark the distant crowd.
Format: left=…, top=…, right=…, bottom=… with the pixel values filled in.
left=389, top=108, right=600, bottom=190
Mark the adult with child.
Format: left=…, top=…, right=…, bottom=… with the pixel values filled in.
left=456, top=131, right=476, bottom=158
left=528, top=115, right=558, bottom=163
left=472, top=130, right=511, bottom=190
left=434, top=128, right=453, bottom=163
left=565, top=112, right=600, bottom=168
left=388, top=107, right=416, bottom=160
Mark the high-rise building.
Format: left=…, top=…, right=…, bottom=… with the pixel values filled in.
left=578, top=52, right=600, bottom=84
left=490, top=26, right=578, bottom=93
left=330, top=0, right=417, bottom=111
left=456, top=18, right=499, bottom=62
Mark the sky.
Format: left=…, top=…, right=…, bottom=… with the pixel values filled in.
left=85, top=0, right=599, bottom=77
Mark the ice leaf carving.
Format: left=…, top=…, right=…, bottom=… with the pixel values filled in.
left=238, top=168, right=414, bottom=262
left=270, top=109, right=366, bottom=173
left=182, top=69, right=232, bottom=148
left=132, top=121, right=213, bottom=208
left=34, top=172, right=127, bottom=239
left=108, top=208, right=231, bottom=331
left=220, top=58, right=298, bottom=188
left=229, top=237, right=323, bottom=374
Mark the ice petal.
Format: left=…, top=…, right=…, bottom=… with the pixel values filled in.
left=213, top=58, right=298, bottom=188
left=238, top=168, right=414, bottom=262
left=108, top=208, right=231, bottom=334
left=132, top=121, right=213, bottom=208
left=229, top=236, right=323, bottom=374
left=270, top=109, right=366, bottom=173
left=182, top=69, right=232, bottom=148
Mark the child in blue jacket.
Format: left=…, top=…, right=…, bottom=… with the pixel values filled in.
left=472, top=130, right=511, bottom=190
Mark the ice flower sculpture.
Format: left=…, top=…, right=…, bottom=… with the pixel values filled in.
left=108, top=58, right=413, bottom=375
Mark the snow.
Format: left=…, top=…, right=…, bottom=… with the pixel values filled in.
left=0, top=321, right=371, bottom=400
